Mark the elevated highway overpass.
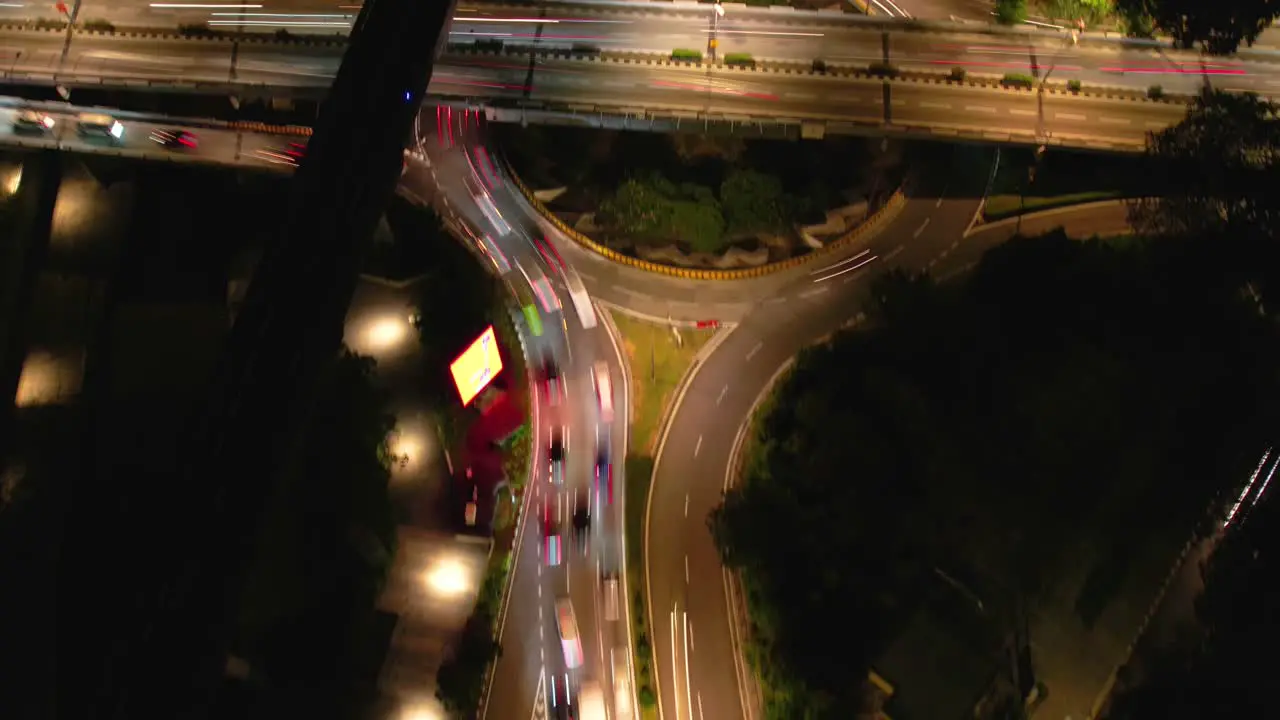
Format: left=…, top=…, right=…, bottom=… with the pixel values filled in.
left=0, top=26, right=1204, bottom=151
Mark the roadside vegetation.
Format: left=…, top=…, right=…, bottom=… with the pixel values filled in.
left=710, top=89, right=1280, bottom=718
left=234, top=348, right=400, bottom=717
left=608, top=310, right=717, bottom=716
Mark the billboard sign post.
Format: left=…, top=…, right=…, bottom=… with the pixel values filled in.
left=450, top=325, right=504, bottom=406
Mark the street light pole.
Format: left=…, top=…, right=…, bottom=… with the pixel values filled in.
left=709, top=1, right=724, bottom=63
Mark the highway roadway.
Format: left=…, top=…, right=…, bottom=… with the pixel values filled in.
left=0, top=97, right=310, bottom=168
left=0, top=29, right=1203, bottom=149
left=3, top=5, right=1279, bottom=105
left=404, top=104, right=639, bottom=720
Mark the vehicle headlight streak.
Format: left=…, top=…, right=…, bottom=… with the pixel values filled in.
left=1224, top=448, right=1276, bottom=529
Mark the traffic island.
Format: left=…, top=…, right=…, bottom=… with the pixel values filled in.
left=498, top=125, right=906, bottom=279
left=606, top=309, right=720, bottom=717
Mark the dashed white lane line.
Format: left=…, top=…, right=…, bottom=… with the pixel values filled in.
left=746, top=341, right=763, bottom=361
left=694, top=435, right=703, bottom=457
left=1099, top=116, right=1130, bottom=124
left=698, top=692, right=706, bottom=720
left=1009, top=108, right=1037, bottom=116
left=684, top=493, right=689, bottom=518
left=684, top=555, right=690, bottom=584
left=716, top=385, right=728, bottom=405
left=1055, top=112, right=1087, bottom=121
left=798, top=285, right=830, bottom=299
left=965, top=105, right=997, bottom=113
left=919, top=101, right=951, bottom=109
left=885, top=245, right=905, bottom=261
left=913, top=218, right=931, bottom=238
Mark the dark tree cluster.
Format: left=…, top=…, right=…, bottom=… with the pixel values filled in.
left=710, top=230, right=1280, bottom=717
left=1106, top=477, right=1280, bottom=719
left=1115, top=0, right=1280, bottom=54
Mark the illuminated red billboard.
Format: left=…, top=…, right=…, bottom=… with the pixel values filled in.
left=450, top=325, right=504, bottom=406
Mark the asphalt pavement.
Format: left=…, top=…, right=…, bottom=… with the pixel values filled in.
left=405, top=104, right=639, bottom=720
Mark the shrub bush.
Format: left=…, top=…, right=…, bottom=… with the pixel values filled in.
left=1148, top=85, right=1164, bottom=100
left=672, top=48, right=703, bottom=62
left=868, top=62, right=898, bottom=78
left=724, top=53, right=756, bottom=67
left=1002, top=72, right=1036, bottom=89
left=1067, top=79, right=1082, bottom=93
left=949, top=66, right=966, bottom=82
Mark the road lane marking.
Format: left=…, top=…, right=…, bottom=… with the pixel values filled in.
left=813, top=254, right=877, bottom=283
left=799, top=285, right=830, bottom=298
left=1009, top=108, right=1036, bottom=116
left=891, top=98, right=907, bottom=106
left=913, top=217, right=930, bottom=238
left=886, top=245, right=905, bottom=261
left=685, top=555, right=689, bottom=583
left=964, top=105, right=997, bottom=113
left=716, top=384, right=728, bottom=405
left=670, top=606, right=682, bottom=719
left=1055, top=112, right=1087, bottom=121
left=1099, top=116, right=1130, bottom=124
left=694, top=435, right=703, bottom=457
left=746, top=341, right=763, bottom=361
left=684, top=493, right=689, bottom=518
left=919, top=101, right=951, bottom=109
left=698, top=692, right=706, bottom=720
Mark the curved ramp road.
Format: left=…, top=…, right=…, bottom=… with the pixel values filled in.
left=402, top=105, right=640, bottom=720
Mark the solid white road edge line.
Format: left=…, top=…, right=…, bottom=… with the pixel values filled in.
left=645, top=321, right=740, bottom=720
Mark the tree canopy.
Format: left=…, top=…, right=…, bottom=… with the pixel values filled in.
left=1114, top=0, right=1280, bottom=53
left=1129, top=90, right=1280, bottom=308
left=710, top=230, right=1280, bottom=718
left=1105, top=472, right=1280, bottom=718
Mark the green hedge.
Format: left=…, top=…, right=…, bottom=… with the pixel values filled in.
left=724, top=53, right=756, bottom=67
left=1002, top=73, right=1036, bottom=89
left=671, top=48, right=703, bottom=62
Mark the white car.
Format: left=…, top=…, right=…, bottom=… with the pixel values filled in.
left=13, top=110, right=54, bottom=133
left=593, top=361, right=613, bottom=422
left=554, top=598, right=583, bottom=669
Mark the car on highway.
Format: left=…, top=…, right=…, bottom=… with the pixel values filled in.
left=595, top=450, right=613, bottom=506
left=254, top=142, right=306, bottom=166
left=572, top=489, right=590, bottom=555
left=148, top=128, right=198, bottom=150
left=542, top=357, right=563, bottom=407
left=544, top=496, right=562, bottom=567
left=76, top=113, right=124, bottom=142
left=592, top=361, right=613, bottom=422
left=12, top=110, right=54, bottom=134
left=549, top=428, right=566, bottom=486
left=554, top=597, right=583, bottom=670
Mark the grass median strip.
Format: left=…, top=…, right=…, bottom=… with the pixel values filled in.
left=610, top=310, right=716, bottom=718
left=982, top=147, right=1144, bottom=222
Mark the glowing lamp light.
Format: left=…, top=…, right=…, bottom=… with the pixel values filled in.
left=365, top=315, right=409, bottom=351
left=425, top=558, right=471, bottom=598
